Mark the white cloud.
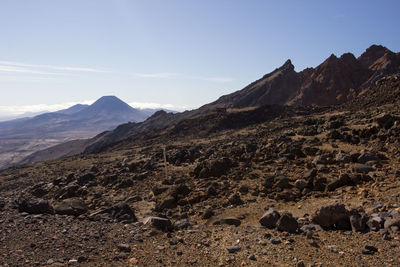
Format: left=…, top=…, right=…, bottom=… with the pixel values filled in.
left=188, top=75, right=233, bottom=83
left=0, top=100, right=94, bottom=116
left=0, top=60, right=233, bottom=84
left=130, top=72, right=233, bottom=83
left=129, top=102, right=195, bottom=111
left=132, top=72, right=181, bottom=79
left=0, top=60, right=111, bottom=75
left=0, top=65, right=60, bottom=75
left=0, top=100, right=194, bottom=117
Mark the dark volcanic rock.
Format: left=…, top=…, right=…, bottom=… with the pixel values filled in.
left=362, top=245, right=378, bottom=255
left=259, top=208, right=280, bottom=228
left=294, top=179, right=307, bottom=190
left=228, top=193, right=243, bottom=206
left=193, top=157, right=233, bottom=178
left=93, top=203, right=137, bottom=222
left=312, top=203, right=349, bottom=228
left=117, top=243, right=131, bottom=252
left=270, top=237, right=281, bottom=244
left=357, top=152, right=379, bottom=164
left=274, top=175, right=291, bottom=189
left=213, top=217, right=241, bottom=227
left=57, top=182, right=82, bottom=199
left=155, top=196, right=177, bottom=211
left=376, top=114, right=398, bottom=129
left=54, top=198, right=88, bottom=216
left=169, top=184, right=191, bottom=199
left=29, top=182, right=51, bottom=198
left=143, top=216, right=172, bottom=231
left=17, top=198, right=54, bottom=214
left=173, top=219, right=194, bottom=230
left=77, top=173, right=96, bottom=186
left=226, top=246, right=241, bottom=253
left=327, top=174, right=353, bottom=191
left=276, top=212, right=298, bottom=233
left=384, top=217, right=400, bottom=231
left=353, top=164, right=374, bottom=173
left=202, top=209, right=215, bottom=219
left=313, top=177, right=327, bottom=191
left=349, top=212, right=368, bottom=232
left=367, top=216, right=385, bottom=231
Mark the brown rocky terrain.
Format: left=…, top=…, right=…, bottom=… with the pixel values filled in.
left=0, top=70, right=399, bottom=266
left=204, top=45, right=400, bottom=108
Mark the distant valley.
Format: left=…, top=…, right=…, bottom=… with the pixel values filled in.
left=0, top=96, right=166, bottom=169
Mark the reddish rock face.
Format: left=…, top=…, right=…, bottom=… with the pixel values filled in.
left=205, top=45, right=400, bottom=108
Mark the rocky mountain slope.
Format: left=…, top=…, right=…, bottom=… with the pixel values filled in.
left=0, top=70, right=399, bottom=266
left=203, top=45, right=400, bottom=108
left=24, top=45, right=400, bottom=168
left=0, top=96, right=152, bottom=169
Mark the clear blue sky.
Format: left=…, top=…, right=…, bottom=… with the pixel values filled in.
left=0, top=0, right=399, bottom=115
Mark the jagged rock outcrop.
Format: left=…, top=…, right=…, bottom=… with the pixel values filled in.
left=204, top=45, right=400, bottom=108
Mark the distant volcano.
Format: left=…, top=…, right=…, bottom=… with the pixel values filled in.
left=0, top=96, right=153, bottom=169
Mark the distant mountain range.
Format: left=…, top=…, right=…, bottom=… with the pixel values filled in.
left=0, top=111, right=49, bottom=122
left=8, top=44, right=400, bottom=169
left=0, top=96, right=166, bottom=169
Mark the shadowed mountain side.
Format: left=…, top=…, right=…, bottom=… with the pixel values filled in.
left=18, top=139, right=91, bottom=166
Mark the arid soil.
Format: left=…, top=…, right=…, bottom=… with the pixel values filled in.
left=0, top=74, right=400, bottom=266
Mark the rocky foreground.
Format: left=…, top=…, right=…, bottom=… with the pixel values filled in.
left=0, top=74, right=400, bottom=266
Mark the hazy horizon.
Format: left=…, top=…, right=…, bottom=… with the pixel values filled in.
left=0, top=95, right=187, bottom=121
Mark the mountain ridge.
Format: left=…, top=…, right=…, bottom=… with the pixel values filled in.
left=203, top=44, right=400, bottom=109
left=13, top=44, right=400, bottom=167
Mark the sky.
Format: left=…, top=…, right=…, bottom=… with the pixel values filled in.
left=0, top=0, right=399, bottom=117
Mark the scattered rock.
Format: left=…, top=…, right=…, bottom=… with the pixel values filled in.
left=228, top=193, right=243, bottom=206
left=117, top=243, right=131, bottom=252
left=226, top=246, right=241, bottom=253
left=350, top=212, right=368, bottom=232
left=155, top=196, right=177, bottom=211
left=294, top=179, right=307, bottom=190
left=202, top=209, right=215, bottom=220
left=353, top=164, right=374, bottom=173
left=362, top=245, right=378, bottom=255
left=17, top=197, right=54, bottom=214
left=367, top=216, right=384, bottom=231
left=309, top=239, right=319, bottom=248
left=173, top=219, right=194, bottom=230
left=274, top=175, right=291, bottom=189
left=270, top=237, right=281, bottom=244
left=276, top=212, right=298, bottom=233
left=312, top=203, right=349, bottom=228
left=384, top=216, right=400, bottom=231
left=143, top=216, right=172, bottom=231
left=326, top=174, right=353, bottom=191
left=259, top=208, right=280, bottom=228
left=54, top=198, right=88, bottom=216
left=92, top=203, right=137, bottom=222
left=213, top=217, right=241, bottom=227
left=248, top=254, right=256, bottom=261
